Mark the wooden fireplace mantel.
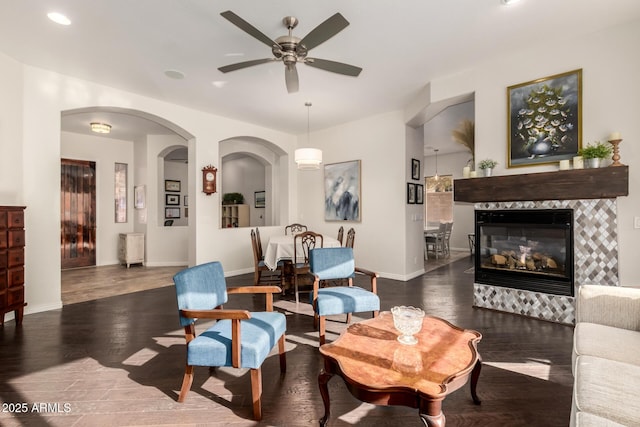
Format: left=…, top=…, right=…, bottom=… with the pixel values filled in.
left=454, top=166, right=628, bottom=203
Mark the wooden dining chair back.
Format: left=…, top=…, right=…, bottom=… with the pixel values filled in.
left=337, top=226, right=344, bottom=246
left=292, top=231, right=323, bottom=304
left=345, top=227, right=356, bottom=249
left=255, top=227, right=264, bottom=260
left=309, top=247, right=380, bottom=345
left=251, top=229, right=283, bottom=286
left=173, top=261, right=287, bottom=421
left=285, top=223, right=307, bottom=235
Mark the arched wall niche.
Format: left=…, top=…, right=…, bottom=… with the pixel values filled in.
left=219, top=136, right=288, bottom=228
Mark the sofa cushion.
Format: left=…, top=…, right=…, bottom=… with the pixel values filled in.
left=574, top=322, right=640, bottom=366
left=575, top=355, right=640, bottom=426
left=576, top=412, right=627, bottom=427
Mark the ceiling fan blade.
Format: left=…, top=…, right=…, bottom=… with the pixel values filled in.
left=285, top=65, right=299, bottom=93
left=304, top=58, right=362, bottom=77
left=299, top=13, right=349, bottom=51
left=218, top=58, right=276, bottom=73
left=220, top=10, right=280, bottom=48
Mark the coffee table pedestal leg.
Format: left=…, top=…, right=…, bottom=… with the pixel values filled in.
left=318, top=369, right=333, bottom=426
left=419, top=400, right=445, bottom=427
left=419, top=412, right=445, bottom=427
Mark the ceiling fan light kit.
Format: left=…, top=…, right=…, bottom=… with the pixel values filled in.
left=218, top=11, right=362, bottom=93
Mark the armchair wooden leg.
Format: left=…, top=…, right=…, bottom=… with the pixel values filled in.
left=319, top=317, right=326, bottom=346
left=373, top=310, right=379, bottom=318
left=178, top=364, right=194, bottom=402
left=250, top=368, right=263, bottom=421
left=294, top=274, right=299, bottom=305
left=346, top=313, right=352, bottom=324
left=314, top=312, right=319, bottom=330
left=278, top=334, right=287, bottom=373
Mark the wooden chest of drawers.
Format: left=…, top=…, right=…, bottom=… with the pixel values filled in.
left=0, top=206, right=26, bottom=325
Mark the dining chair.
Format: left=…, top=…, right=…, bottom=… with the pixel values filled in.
left=443, top=222, right=454, bottom=256
left=251, top=229, right=283, bottom=286
left=309, top=247, right=380, bottom=345
left=285, top=223, right=307, bottom=235
left=292, top=231, right=323, bottom=304
left=336, top=226, right=344, bottom=246
left=345, top=227, right=355, bottom=248
left=255, top=227, right=264, bottom=260
left=173, top=261, right=287, bottom=421
left=425, top=222, right=447, bottom=259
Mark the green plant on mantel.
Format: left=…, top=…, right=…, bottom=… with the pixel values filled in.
left=478, top=159, right=498, bottom=169
left=580, top=141, right=612, bottom=159
left=222, top=192, right=244, bottom=205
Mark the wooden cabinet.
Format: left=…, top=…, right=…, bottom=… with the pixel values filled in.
left=222, top=204, right=249, bottom=228
left=1, top=206, right=26, bottom=326
left=118, top=233, right=145, bottom=268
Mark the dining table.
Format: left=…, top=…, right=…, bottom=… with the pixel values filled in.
left=263, top=234, right=341, bottom=271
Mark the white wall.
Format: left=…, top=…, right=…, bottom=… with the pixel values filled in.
left=2, top=64, right=295, bottom=318
left=61, top=131, right=135, bottom=265
left=0, top=52, right=23, bottom=204
left=428, top=19, right=640, bottom=285
left=297, top=111, right=412, bottom=279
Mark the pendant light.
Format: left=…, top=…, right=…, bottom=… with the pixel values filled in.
left=295, top=102, right=322, bottom=170
left=434, top=148, right=439, bottom=180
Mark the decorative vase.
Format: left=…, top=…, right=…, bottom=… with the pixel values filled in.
left=483, top=168, right=493, bottom=177
left=585, top=158, right=601, bottom=169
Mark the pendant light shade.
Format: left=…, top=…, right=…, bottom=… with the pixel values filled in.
left=295, top=148, right=323, bottom=170
left=434, top=148, right=439, bottom=180
left=295, top=102, right=322, bottom=170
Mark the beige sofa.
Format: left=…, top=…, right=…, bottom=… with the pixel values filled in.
left=571, top=285, right=640, bottom=426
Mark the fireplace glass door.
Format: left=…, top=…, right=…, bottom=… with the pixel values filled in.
left=475, top=209, right=574, bottom=296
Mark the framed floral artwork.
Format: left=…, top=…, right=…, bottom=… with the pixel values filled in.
left=507, top=69, right=582, bottom=167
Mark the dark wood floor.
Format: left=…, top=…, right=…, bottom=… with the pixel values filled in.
left=1, top=256, right=574, bottom=426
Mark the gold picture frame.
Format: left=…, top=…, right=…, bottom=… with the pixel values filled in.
left=507, top=69, right=582, bottom=167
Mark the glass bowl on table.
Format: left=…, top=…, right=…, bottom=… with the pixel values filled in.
left=391, top=306, right=425, bottom=345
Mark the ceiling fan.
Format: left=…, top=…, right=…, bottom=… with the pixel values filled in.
left=218, top=10, right=362, bottom=93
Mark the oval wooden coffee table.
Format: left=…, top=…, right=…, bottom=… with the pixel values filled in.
left=318, top=311, right=482, bottom=426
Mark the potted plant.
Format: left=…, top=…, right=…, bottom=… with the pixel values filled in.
left=478, top=159, right=498, bottom=177
left=580, top=142, right=612, bottom=168
left=222, top=192, right=244, bottom=205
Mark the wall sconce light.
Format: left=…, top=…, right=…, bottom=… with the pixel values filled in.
left=295, top=102, right=322, bottom=170
left=90, top=122, right=111, bottom=134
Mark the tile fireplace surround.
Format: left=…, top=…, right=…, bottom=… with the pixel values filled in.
left=455, top=167, right=629, bottom=325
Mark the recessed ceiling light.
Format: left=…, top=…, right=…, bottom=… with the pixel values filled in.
left=47, top=12, right=71, bottom=26
left=90, top=122, right=111, bottom=134
left=212, top=81, right=227, bottom=88
left=501, top=0, right=522, bottom=5
left=164, top=70, right=185, bottom=79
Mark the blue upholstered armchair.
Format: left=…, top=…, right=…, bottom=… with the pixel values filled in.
left=173, top=261, right=287, bottom=421
left=309, top=247, right=380, bottom=345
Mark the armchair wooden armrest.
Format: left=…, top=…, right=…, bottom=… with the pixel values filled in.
left=179, top=308, right=251, bottom=320
left=227, top=285, right=282, bottom=311
left=179, top=308, right=251, bottom=368
left=227, top=285, right=282, bottom=294
left=355, top=267, right=378, bottom=294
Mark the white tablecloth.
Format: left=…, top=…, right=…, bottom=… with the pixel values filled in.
left=263, top=235, right=341, bottom=270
